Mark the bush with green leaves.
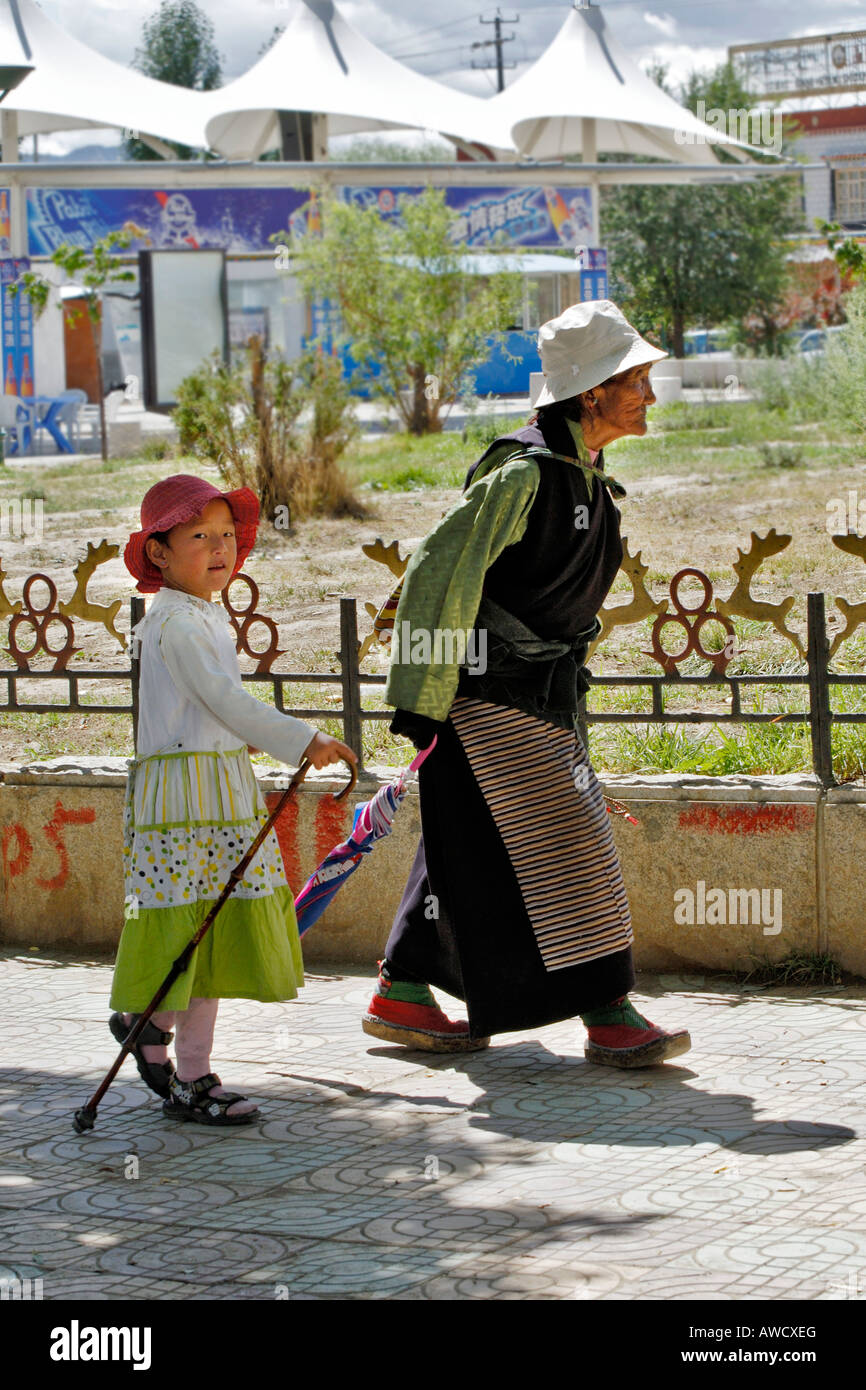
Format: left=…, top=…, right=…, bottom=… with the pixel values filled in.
left=173, top=338, right=363, bottom=524
left=751, top=283, right=866, bottom=435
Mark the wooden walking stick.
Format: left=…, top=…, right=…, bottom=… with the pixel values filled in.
left=73, top=755, right=357, bottom=1133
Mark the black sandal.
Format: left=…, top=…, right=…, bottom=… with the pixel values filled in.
left=162, top=1072, right=259, bottom=1127
left=109, top=1012, right=176, bottom=1099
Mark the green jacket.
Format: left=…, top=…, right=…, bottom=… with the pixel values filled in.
left=385, top=419, right=611, bottom=722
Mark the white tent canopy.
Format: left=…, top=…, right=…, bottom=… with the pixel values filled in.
left=204, top=0, right=513, bottom=160
left=0, top=0, right=208, bottom=153
left=0, top=0, right=33, bottom=94
left=489, top=3, right=762, bottom=165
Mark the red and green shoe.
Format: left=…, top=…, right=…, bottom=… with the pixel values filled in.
left=362, top=964, right=490, bottom=1053
left=581, top=995, right=691, bottom=1069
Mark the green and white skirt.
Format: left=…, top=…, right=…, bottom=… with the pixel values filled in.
left=109, top=747, right=303, bottom=1012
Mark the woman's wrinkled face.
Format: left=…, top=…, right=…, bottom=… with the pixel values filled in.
left=589, top=363, right=656, bottom=440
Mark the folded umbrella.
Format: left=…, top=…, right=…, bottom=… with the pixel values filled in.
left=294, top=738, right=437, bottom=935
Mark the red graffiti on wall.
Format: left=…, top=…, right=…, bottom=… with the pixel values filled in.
left=264, top=790, right=352, bottom=897
left=265, top=791, right=301, bottom=892
left=314, top=794, right=350, bottom=867
left=2, top=823, right=33, bottom=881
left=1, top=800, right=95, bottom=893
left=678, top=805, right=815, bottom=835
left=35, top=801, right=96, bottom=891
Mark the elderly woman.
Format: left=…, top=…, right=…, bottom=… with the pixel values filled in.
left=362, top=300, right=691, bottom=1067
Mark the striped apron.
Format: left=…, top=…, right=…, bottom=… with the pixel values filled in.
left=383, top=695, right=635, bottom=1038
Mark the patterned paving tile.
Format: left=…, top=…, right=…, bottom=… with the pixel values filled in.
left=96, top=1229, right=315, bottom=1283
left=1, top=955, right=864, bottom=1301
left=232, top=1242, right=479, bottom=1298
left=0, top=1210, right=166, bottom=1274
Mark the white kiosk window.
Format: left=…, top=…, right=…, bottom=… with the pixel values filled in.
left=140, top=250, right=228, bottom=411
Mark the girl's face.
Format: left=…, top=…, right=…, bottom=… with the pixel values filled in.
left=145, top=498, right=238, bottom=600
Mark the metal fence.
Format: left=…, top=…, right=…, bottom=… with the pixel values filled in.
left=2, top=541, right=866, bottom=786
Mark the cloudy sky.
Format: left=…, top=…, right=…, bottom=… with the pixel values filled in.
left=31, top=0, right=866, bottom=151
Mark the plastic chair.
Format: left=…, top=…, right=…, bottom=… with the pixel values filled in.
left=78, top=389, right=125, bottom=447
left=54, top=390, right=88, bottom=450
left=0, top=395, right=35, bottom=455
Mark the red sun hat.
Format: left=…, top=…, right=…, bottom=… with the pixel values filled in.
left=124, top=474, right=260, bottom=594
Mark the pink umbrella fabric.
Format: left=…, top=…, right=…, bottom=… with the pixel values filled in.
left=294, top=738, right=437, bottom=936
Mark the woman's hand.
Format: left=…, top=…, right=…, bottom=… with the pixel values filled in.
left=302, top=731, right=359, bottom=771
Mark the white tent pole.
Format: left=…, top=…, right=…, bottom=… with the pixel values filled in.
left=583, top=115, right=600, bottom=245
left=311, top=113, right=329, bottom=161
left=138, top=134, right=177, bottom=161
left=1, top=109, right=19, bottom=162
left=1, top=108, right=26, bottom=256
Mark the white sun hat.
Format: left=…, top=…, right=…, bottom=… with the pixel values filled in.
left=535, top=299, right=667, bottom=408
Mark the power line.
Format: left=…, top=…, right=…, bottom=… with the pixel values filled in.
left=383, top=15, right=482, bottom=59
left=390, top=42, right=476, bottom=62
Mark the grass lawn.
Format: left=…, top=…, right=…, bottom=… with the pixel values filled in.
left=1, top=395, right=865, bottom=776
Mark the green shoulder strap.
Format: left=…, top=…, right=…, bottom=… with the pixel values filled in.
left=517, top=446, right=628, bottom=500
left=469, top=440, right=626, bottom=500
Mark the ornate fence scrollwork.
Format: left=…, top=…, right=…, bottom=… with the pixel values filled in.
left=716, top=529, right=804, bottom=660
left=7, top=575, right=78, bottom=672
left=646, top=568, right=736, bottom=677
left=2, top=527, right=866, bottom=786
left=60, top=540, right=127, bottom=652
left=222, top=573, right=286, bottom=674
left=829, top=534, right=866, bottom=660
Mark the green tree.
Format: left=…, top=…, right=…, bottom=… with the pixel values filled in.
left=287, top=187, right=521, bottom=435
left=124, top=0, right=222, bottom=160
left=819, top=220, right=866, bottom=283
left=602, top=63, right=802, bottom=356
left=12, top=226, right=145, bottom=462
left=259, top=25, right=285, bottom=58
left=338, top=136, right=453, bottom=163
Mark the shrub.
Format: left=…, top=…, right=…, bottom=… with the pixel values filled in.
left=759, top=442, right=805, bottom=469
left=825, top=283, right=866, bottom=437
left=173, top=338, right=364, bottom=524
left=751, top=283, right=866, bottom=435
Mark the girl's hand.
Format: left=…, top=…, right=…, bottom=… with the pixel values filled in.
left=302, top=731, right=359, bottom=771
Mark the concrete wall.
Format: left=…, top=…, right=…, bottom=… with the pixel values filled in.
left=0, top=759, right=861, bottom=975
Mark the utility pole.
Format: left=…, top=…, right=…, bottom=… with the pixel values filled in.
left=472, top=9, right=519, bottom=92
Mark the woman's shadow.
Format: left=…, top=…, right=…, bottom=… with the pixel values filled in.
left=357, top=1038, right=855, bottom=1156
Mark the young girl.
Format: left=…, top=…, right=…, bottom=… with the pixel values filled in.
left=109, top=474, right=357, bottom=1126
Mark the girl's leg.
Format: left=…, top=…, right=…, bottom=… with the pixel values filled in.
left=122, top=1010, right=175, bottom=1065
left=174, top=998, right=256, bottom=1116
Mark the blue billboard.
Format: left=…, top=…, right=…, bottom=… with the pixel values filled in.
left=342, top=185, right=594, bottom=249
left=26, top=187, right=310, bottom=256
left=25, top=184, right=595, bottom=255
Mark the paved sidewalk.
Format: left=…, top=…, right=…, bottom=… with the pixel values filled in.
left=1, top=953, right=864, bottom=1301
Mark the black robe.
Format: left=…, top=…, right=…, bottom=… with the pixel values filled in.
left=384, top=414, right=635, bottom=1037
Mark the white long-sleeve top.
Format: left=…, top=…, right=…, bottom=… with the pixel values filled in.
left=131, top=586, right=316, bottom=766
